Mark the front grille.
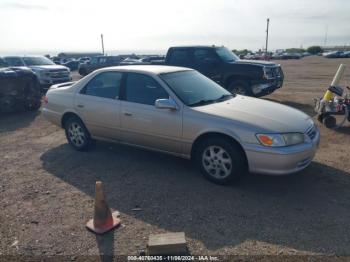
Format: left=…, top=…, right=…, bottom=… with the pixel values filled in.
left=306, top=124, right=317, bottom=140
left=49, top=69, right=69, bottom=79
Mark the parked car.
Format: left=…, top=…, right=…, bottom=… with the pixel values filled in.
left=42, top=65, right=319, bottom=184
left=163, top=46, right=284, bottom=97
left=78, top=56, right=124, bottom=76
left=4, top=56, right=71, bottom=92
left=140, top=56, right=165, bottom=63
left=63, top=60, right=80, bottom=71
left=323, top=51, right=345, bottom=58
left=0, top=58, right=41, bottom=113
left=343, top=51, right=350, bottom=58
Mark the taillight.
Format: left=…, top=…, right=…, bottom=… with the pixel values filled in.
left=43, top=96, right=48, bottom=105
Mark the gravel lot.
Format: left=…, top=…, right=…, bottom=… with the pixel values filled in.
left=1, top=56, right=350, bottom=260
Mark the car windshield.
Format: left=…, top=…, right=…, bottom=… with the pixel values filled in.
left=23, top=56, right=55, bottom=66
left=215, top=47, right=240, bottom=62
left=160, top=70, right=234, bottom=107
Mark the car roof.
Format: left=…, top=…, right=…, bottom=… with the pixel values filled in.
left=100, top=65, right=193, bottom=74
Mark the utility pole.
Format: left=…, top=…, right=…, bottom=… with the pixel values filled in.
left=265, top=18, right=270, bottom=60
left=324, top=25, right=328, bottom=48
left=101, top=34, right=105, bottom=55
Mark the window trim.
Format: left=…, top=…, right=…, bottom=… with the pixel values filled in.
left=79, top=71, right=124, bottom=100
left=120, top=72, right=170, bottom=106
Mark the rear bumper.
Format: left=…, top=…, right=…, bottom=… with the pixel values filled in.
left=243, top=128, right=320, bottom=175
left=41, top=107, right=62, bottom=127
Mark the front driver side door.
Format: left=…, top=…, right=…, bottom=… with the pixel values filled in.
left=120, top=73, right=182, bottom=154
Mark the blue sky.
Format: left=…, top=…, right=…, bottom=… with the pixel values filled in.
left=0, top=0, right=349, bottom=55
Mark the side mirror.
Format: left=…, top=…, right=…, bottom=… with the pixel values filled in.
left=155, top=98, right=178, bottom=110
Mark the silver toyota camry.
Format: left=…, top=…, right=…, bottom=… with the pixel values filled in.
left=42, top=65, right=320, bottom=184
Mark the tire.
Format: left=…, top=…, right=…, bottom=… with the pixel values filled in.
left=195, top=137, right=246, bottom=185
left=79, top=68, right=87, bottom=76
left=227, top=80, right=252, bottom=96
left=322, top=115, right=336, bottom=129
left=64, top=116, right=91, bottom=151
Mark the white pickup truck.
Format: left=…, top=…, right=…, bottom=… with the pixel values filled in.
left=4, top=56, right=72, bottom=92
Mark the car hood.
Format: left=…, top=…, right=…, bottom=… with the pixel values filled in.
left=232, top=59, right=277, bottom=67
left=29, top=65, right=69, bottom=71
left=193, top=95, right=313, bottom=133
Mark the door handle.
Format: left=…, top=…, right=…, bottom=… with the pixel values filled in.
left=77, top=104, right=84, bottom=108
left=124, top=112, right=132, bottom=116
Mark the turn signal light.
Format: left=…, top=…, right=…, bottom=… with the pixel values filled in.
left=257, top=134, right=274, bottom=146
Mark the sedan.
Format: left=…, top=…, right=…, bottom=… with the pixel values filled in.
left=42, top=65, right=319, bottom=184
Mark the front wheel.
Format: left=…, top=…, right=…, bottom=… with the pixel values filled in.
left=195, top=137, right=246, bottom=185
left=64, top=116, right=91, bottom=151
left=228, top=80, right=252, bottom=96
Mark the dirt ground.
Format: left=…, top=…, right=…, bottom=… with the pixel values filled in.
left=1, top=56, right=350, bottom=260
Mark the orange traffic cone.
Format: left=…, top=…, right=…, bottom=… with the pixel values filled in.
left=86, top=181, right=120, bottom=234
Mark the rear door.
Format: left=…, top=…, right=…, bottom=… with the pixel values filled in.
left=120, top=73, right=182, bottom=154
left=75, top=71, right=123, bottom=139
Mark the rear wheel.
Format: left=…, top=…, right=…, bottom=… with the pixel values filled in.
left=228, top=80, right=252, bottom=96
left=195, top=137, right=246, bottom=185
left=64, top=116, right=91, bottom=151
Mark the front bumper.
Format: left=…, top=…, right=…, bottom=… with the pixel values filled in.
left=252, top=79, right=284, bottom=97
left=243, top=127, right=320, bottom=175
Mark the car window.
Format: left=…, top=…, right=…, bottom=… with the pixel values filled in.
left=168, top=50, right=191, bottom=66
left=82, top=72, right=122, bottom=99
left=98, top=57, right=107, bottom=64
left=125, top=73, right=168, bottom=106
left=4, top=57, right=25, bottom=66
left=193, top=49, right=217, bottom=63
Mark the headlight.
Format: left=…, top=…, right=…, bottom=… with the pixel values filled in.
left=256, top=133, right=305, bottom=147
left=263, top=67, right=274, bottom=79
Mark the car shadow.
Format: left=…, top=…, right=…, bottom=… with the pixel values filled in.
left=0, top=111, right=39, bottom=133
left=40, top=142, right=350, bottom=254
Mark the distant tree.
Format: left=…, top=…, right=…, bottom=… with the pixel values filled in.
left=285, top=48, right=305, bottom=53
left=307, top=46, right=323, bottom=54
left=232, top=49, right=252, bottom=55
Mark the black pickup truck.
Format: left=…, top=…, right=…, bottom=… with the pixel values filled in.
left=163, top=46, right=284, bottom=97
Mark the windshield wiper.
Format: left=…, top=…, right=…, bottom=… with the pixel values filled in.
left=215, top=94, right=234, bottom=102
left=189, top=99, right=216, bottom=107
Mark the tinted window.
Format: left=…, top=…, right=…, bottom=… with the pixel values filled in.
left=215, top=47, right=239, bottom=62
left=168, top=50, right=191, bottom=66
left=4, top=57, right=25, bottom=66
left=125, top=73, right=168, bottom=105
left=193, top=49, right=217, bottom=63
left=83, top=72, right=122, bottom=99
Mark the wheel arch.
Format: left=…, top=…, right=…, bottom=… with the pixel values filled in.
left=190, top=132, right=248, bottom=169
left=61, top=111, right=84, bottom=128
left=225, top=75, right=252, bottom=88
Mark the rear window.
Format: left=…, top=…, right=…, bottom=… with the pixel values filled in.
left=168, top=49, right=191, bottom=66
left=4, top=57, right=25, bottom=66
